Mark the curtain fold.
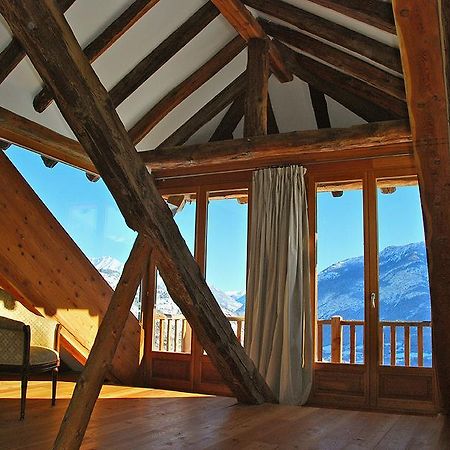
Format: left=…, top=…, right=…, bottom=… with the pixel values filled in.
left=245, top=165, right=312, bottom=405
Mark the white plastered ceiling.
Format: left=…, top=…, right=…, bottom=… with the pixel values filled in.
left=0, top=0, right=399, bottom=153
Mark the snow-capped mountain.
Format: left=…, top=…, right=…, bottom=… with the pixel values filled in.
left=91, top=242, right=431, bottom=323
left=318, top=242, right=430, bottom=321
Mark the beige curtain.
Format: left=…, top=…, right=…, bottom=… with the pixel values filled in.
left=245, top=165, right=312, bottom=405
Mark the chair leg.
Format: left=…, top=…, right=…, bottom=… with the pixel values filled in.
left=20, top=371, right=28, bottom=420
left=52, top=368, right=58, bottom=406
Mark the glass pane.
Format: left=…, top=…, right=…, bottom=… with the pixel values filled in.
left=153, top=197, right=196, bottom=352
left=6, top=147, right=141, bottom=316
left=206, top=195, right=248, bottom=345
left=316, top=184, right=365, bottom=364
left=377, top=180, right=432, bottom=367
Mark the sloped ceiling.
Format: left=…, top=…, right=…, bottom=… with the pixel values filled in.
left=0, top=0, right=400, bottom=154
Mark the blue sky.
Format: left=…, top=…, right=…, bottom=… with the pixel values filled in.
left=7, top=146, right=425, bottom=292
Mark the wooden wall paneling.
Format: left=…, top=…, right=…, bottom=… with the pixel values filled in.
left=0, top=0, right=275, bottom=406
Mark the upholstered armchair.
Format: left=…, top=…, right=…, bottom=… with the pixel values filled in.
left=0, top=289, right=60, bottom=420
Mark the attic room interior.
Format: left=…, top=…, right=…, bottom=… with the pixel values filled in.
left=0, top=0, right=449, bottom=448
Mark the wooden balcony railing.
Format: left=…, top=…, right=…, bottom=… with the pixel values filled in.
left=317, top=316, right=432, bottom=367
left=153, top=313, right=245, bottom=352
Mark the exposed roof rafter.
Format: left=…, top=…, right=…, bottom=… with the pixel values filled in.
left=242, top=0, right=402, bottom=73
left=33, top=0, right=161, bottom=113
left=210, top=0, right=292, bottom=82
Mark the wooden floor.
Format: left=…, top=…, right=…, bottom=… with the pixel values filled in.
left=0, top=381, right=449, bottom=449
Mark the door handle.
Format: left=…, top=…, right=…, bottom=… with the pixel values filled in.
left=371, top=292, right=377, bottom=308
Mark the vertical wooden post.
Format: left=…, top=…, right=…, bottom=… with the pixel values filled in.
left=182, top=320, right=192, bottom=353
left=390, top=325, right=396, bottom=366
left=53, top=235, right=149, bottom=450
left=404, top=325, right=410, bottom=367
left=317, top=322, right=323, bottom=362
left=350, top=324, right=356, bottom=364
left=331, top=315, right=343, bottom=363
left=244, top=38, right=270, bottom=137
left=418, top=325, right=424, bottom=367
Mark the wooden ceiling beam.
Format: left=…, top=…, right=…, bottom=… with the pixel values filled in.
left=128, top=35, right=246, bottom=144
left=141, top=120, right=412, bottom=172
left=0, top=0, right=275, bottom=412
left=244, top=38, right=270, bottom=137
left=209, top=96, right=245, bottom=141
left=393, top=0, right=450, bottom=414
left=210, top=0, right=292, bottom=82
left=0, top=0, right=76, bottom=85
left=267, top=94, right=279, bottom=135
left=276, top=41, right=407, bottom=121
left=309, top=86, right=331, bottom=129
left=242, top=0, right=402, bottom=73
left=0, top=107, right=96, bottom=174
left=33, top=0, right=161, bottom=113
left=262, top=19, right=405, bottom=101
left=107, top=2, right=219, bottom=109
left=307, top=0, right=396, bottom=34
left=158, top=72, right=247, bottom=148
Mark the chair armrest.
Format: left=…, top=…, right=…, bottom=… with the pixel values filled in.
left=0, top=317, right=30, bottom=366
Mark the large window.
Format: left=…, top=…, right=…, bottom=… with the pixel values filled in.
left=153, top=196, right=196, bottom=353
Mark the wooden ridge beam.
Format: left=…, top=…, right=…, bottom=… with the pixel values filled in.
left=244, top=38, right=270, bottom=137
left=242, top=0, right=402, bottom=73
left=210, top=0, right=292, bottom=82
left=0, top=0, right=276, bottom=411
left=108, top=2, right=219, bottom=109
left=261, top=19, right=405, bottom=101
left=393, top=0, right=450, bottom=414
left=309, top=86, right=331, bottom=129
left=0, top=106, right=96, bottom=174
left=276, top=41, right=407, bottom=121
left=209, top=96, right=244, bottom=141
left=0, top=0, right=76, bottom=85
left=128, top=35, right=246, bottom=144
left=33, top=0, right=161, bottom=113
left=307, top=0, right=396, bottom=34
left=142, top=120, right=412, bottom=172
left=54, top=234, right=150, bottom=450
left=158, top=72, right=247, bottom=148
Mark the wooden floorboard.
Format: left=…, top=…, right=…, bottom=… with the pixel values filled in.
left=0, top=381, right=448, bottom=449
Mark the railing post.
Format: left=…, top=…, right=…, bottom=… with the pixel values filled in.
left=331, top=315, right=342, bottom=363
left=182, top=320, right=192, bottom=353
left=237, top=318, right=243, bottom=345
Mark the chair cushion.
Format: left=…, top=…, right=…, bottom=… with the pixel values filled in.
left=29, top=346, right=59, bottom=366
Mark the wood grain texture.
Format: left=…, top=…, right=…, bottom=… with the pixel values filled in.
left=243, top=0, right=402, bottom=73
left=0, top=0, right=275, bottom=406
left=33, top=0, right=161, bottom=113
left=276, top=41, right=407, bottom=121
left=0, top=106, right=96, bottom=174
left=141, top=120, right=412, bottom=171
left=393, top=0, right=450, bottom=414
left=0, top=152, right=141, bottom=384
left=159, top=72, right=247, bottom=148
left=244, top=38, right=269, bottom=137
left=309, top=86, right=331, bottom=129
left=209, top=96, right=245, bottom=141
left=210, top=0, right=292, bottom=82
left=0, top=0, right=76, bottom=85
left=307, top=0, right=396, bottom=34
left=128, top=35, right=246, bottom=144
left=262, top=19, right=405, bottom=101
left=54, top=235, right=149, bottom=450
left=0, top=381, right=448, bottom=449
left=108, top=2, right=220, bottom=110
